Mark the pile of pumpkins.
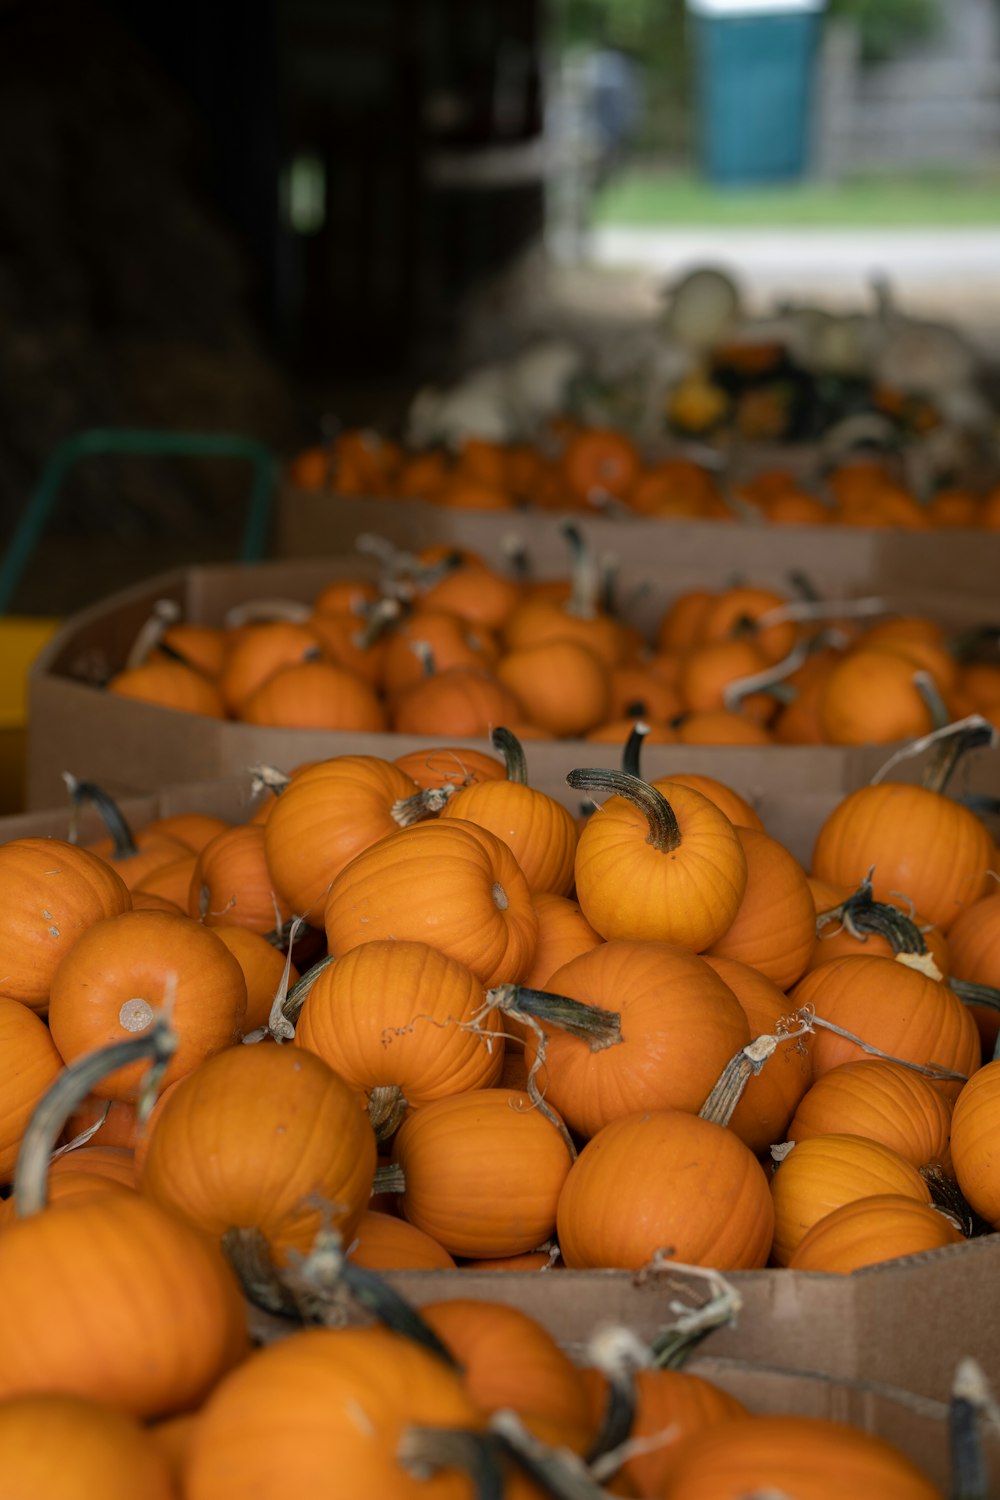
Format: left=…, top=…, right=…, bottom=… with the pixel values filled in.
left=0, top=721, right=998, bottom=1494
left=103, top=540, right=1000, bottom=747
left=288, top=427, right=1000, bottom=530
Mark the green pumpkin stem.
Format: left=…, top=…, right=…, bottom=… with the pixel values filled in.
left=869, top=716, right=999, bottom=796
left=646, top=1263, right=743, bottom=1370
left=566, top=767, right=681, bottom=854
left=62, top=773, right=140, bottom=858
left=913, top=670, right=951, bottom=732
left=584, top=1328, right=642, bottom=1467
left=490, top=727, right=528, bottom=785
left=125, top=597, right=182, bottom=670
left=15, top=1016, right=177, bottom=1218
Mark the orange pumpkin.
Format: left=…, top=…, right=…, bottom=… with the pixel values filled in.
left=951, top=1059, right=1000, bottom=1225
left=787, top=1193, right=964, bottom=1274
left=347, top=1210, right=456, bottom=1270
left=323, top=819, right=538, bottom=988
left=140, top=1043, right=376, bottom=1265
left=391, top=1088, right=574, bottom=1258
left=0, top=998, right=64, bottom=1181
left=0, top=1393, right=176, bottom=1499
left=188, top=823, right=292, bottom=935
left=524, top=940, right=750, bottom=1140
left=0, top=839, right=131, bottom=1014
left=47, top=910, right=247, bottom=1102
left=769, top=1132, right=932, bottom=1266
left=569, top=771, right=747, bottom=952
left=557, top=1109, right=774, bottom=1270
left=788, top=1058, right=953, bottom=1174
left=184, top=1326, right=486, bottom=1500
left=705, top=824, right=816, bottom=988
left=662, top=1412, right=942, bottom=1498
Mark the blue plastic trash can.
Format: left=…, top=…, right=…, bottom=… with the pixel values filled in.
left=687, top=0, right=827, bottom=185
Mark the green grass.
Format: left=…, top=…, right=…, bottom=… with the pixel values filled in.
left=593, top=168, right=1000, bottom=228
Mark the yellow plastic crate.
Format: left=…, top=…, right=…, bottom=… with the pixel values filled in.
left=0, top=616, right=61, bottom=814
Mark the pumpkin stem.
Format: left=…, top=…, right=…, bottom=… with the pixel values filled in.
left=398, top=1427, right=506, bottom=1500
left=486, top=984, right=623, bottom=1051
left=870, top=716, right=998, bottom=793
left=242, top=917, right=309, bottom=1044
left=598, top=552, right=620, bottom=618
left=490, top=1410, right=613, bottom=1500
left=352, top=595, right=401, bottom=650
left=699, top=1021, right=812, bottom=1129
left=643, top=1262, right=742, bottom=1369
left=621, top=721, right=650, bottom=780
left=913, top=670, right=951, bottom=732
left=949, top=1358, right=998, bottom=1500
left=248, top=762, right=292, bottom=799
left=367, top=1084, right=409, bottom=1142
left=949, top=977, right=1000, bottom=1016
left=62, top=773, right=140, bottom=858
left=560, top=520, right=600, bottom=622
left=583, top=1327, right=644, bottom=1467
left=411, top=640, right=437, bottom=679
left=920, top=1165, right=991, bottom=1240
left=125, top=597, right=182, bottom=670
left=722, top=638, right=810, bottom=713
left=795, top=1006, right=969, bottom=1083
left=815, top=871, right=939, bottom=972
left=491, top=727, right=528, bottom=785
left=566, top=768, right=681, bottom=854
left=391, top=785, right=457, bottom=826
left=501, top=533, right=531, bottom=580
left=372, top=1161, right=406, bottom=1196
left=49, top=1099, right=112, bottom=1160
left=14, top=1015, right=176, bottom=1218
left=222, top=1225, right=299, bottom=1318
left=285, top=1223, right=461, bottom=1365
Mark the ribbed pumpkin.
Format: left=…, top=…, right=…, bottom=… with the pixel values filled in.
left=218, top=621, right=320, bottom=713
left=347, top=1210, right=456, bottom=1270
left=524, top=940, right=750, bottom=1140
left=520, top=892, right=604, bottom=990
left=661, top=1413, right=942, bottom=1499
left=557, top=1109, right=774, bottom=1270
left=380, top=610, right=498, bottom=697
left=393, top=744, right=505, bottom=790
left=391, top=1088, right=574, bottom=1258
left=184, top=1326, right=486, bottom=1500
left=293, top=940, right=504, bottom=1109
left=769, top=1132, right=932, bottom=1266
left=132, top=854, right=198, bottom=909
left=421, top=1298, right=594, bottom=1454
left=106, top=660, right=226, bottom=718
left=240, top=659, right=387, bottom=731
left=323, top=819, right=538, bottom=988
left=787, top=1058, right=954, bottom=1173
left=945, top=889, right=1000, bottom=1052
left=263, top=755, right=421, bottom=923
left=702, top=954, right=813, bottom=1155
left=660, top=772, right=764, bottom=831
left=811, top=781, right=996, bottom=932
left=0, top=998, right=64, bottom=1181
left=187, top=823, right=292, bottom=935
left=0, top=839, right=131, bottom=1014
left=47, top=911, right=246, bottom=1101
left=140, top=1043, right=376, bottom=1265
left=496, top=639, right=611, bottom=738
left=0, top=1393, right=176, bottom=1500
left=950, top=1059, right=1000, bottom=1225
left=602, top=1366, right=749, bottom=1498
left=569, top=772, right=747, bottom=952
left=0, top=1193, right=248, bottom=1417
left=786, top=1193, right=964, bottom=1273
left=705, top=825, right=816, bottom=988
left=439, top=729, right=577, bottom=894
left=210, top=924, right=300, bottom=1037
left=789, top=954, right=981, bottom=1097
left=390, top=664, right=522, bottom=738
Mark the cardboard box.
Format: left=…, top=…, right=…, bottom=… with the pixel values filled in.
left=274, top=484, right=1000, bottom=598
left=26, top=556, right=1000, bottom=814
